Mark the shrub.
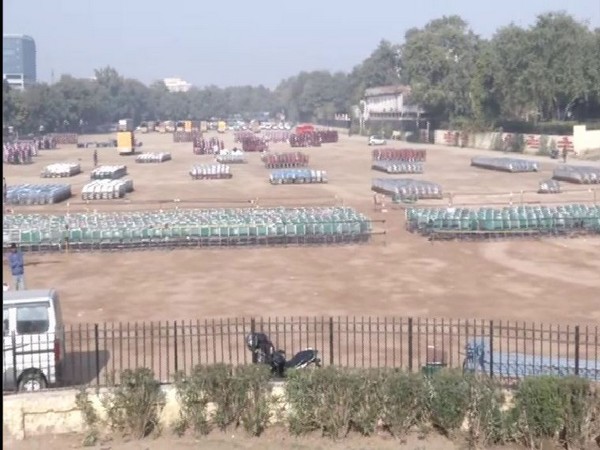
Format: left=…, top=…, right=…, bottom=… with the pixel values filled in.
left=75, top=388, right=100, bottom=446
left=509, top=133, right=525, bottom=153
left=424, top=370, right=471, bottom=437
left=380, top=370, right=427, bottom=439
left=285, top=368, right=323, bottom=435
left=173, top=366, right=212, bottom=436
left=237, top=364, right=273, bottom=436
left=286, top=367, right=379, bottom=439
left=174, top=364, right=273, bottom=437
left=491, top=133, right=504, bottom=151
left=537, top=135, right=550, bottom=155
left=101, top=368, right=165, bottom=439
left=513, top=376, right=599, bottom=448
left=465, top=376, right=517, bottom=448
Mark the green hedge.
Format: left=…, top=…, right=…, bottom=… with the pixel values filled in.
left=79, top=366, right=600, bottom=449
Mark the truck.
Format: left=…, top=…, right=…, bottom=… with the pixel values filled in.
left=118, top=119, right=134, bottom=132
left=117, top=131, right=135, bottom=155
left=217, top=121, right=227, bottom=133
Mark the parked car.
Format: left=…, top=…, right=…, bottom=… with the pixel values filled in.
left=3, top=289, right=65, bottom=392
left=368, top=135, right=386, bottom=146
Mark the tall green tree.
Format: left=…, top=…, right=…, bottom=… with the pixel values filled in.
left=399, top=16, right=481, bottom=122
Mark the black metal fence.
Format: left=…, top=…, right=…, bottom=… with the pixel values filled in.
left=3, top=317, right=599, bottom=392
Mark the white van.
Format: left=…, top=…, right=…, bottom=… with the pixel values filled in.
left=3, top=289, right=65, bottom=391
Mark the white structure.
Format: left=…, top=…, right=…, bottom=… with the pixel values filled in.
left=163, top=77, right=192, bottom=93
left=362, top=85, right=423, bottom=120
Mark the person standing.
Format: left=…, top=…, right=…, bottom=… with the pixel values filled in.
left=8, top=243, right=25, bottom=291
left=93, top=149, right=98, bottom=167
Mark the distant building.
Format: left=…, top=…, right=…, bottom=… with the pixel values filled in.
left=163, top=77, right=192, bottom=93
left=3, top=34, right=37, bottom=90
left=362, top=85, right=423, bottom=120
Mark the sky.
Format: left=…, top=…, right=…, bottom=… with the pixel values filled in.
left=3, top=0, right=600, bottom=89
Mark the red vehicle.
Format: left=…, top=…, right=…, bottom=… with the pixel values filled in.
left=295, top=124, right=315, bottom=135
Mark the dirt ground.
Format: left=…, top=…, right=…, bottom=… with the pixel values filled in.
left=2, top=131, right=600, bottom=326
left=7, top=428, right=534, bottom=450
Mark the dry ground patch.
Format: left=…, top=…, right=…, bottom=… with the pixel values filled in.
left=3, top=132, right=599, bottom=325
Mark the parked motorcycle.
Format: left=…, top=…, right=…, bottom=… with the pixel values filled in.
left=245, top=332, right=321, bottom=377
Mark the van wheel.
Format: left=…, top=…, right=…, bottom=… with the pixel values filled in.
left=18, top=371, right=47, bottom=392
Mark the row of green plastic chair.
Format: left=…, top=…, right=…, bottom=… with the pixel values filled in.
left=3, top=207, right=373, bottom=245
left=406, top=205, right=600, bottom=232
left=12, top=222, right=367, bottom=244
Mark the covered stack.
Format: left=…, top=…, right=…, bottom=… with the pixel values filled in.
left=81, top=179, right=134, bottom=200
left=41, top=163, right=82, bottom=178
left=90, top=165, right=128, bottom=180
left=538, top=179, right=561, bottom=194
left=190, top=164, right=232, bottom=180
left=269, top=169, right=327, bottom=184
left=317, top=130, right=339, bottom=143
left=372, top=178, right=443, bottom=199
left=471, top=157, right=539, bottom=173
left=6, top=184, right=72, bottom=205
left=553, top=165, right=600, bottom=184
left=216, top=149, right=246, bottom=164
left=135, top=153, right=172, bottom=163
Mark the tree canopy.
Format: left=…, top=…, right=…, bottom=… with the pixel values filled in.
left=3, top=11, right=599, bottom=134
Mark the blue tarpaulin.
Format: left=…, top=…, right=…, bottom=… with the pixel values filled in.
left=464, top=337, right=599, bottom=381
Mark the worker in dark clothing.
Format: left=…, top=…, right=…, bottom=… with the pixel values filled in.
left=93, top=149, right=98, bottom=167
left=562, top=147, right=568, bottom=163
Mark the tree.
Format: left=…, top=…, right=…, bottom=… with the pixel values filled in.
left=399, top=16, right=481, bottom=122
left=348, top=40, right=401, bottom=105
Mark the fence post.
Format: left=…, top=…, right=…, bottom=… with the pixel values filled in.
left=489, top=320, right=494, bottom=378
left=574, top=326, right=580, bottom=376
left=250, top=318, right=257, bottom=364
left=12, top=332, right=18, bottom=391
left=174, top=321, right=179, bottom=374
left=328, top=317, right=334, bottom=366
left=94, top=324, right=100, bottom=387
left=408, top=317, right=414, bottom=372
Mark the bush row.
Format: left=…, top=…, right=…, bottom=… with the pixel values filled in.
left=77, top=366, right=600, bottom=449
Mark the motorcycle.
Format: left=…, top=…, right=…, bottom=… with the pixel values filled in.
left=245, top=332, right=321, bottom=377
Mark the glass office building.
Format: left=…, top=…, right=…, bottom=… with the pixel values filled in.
left=3, top=34, right=37, bottom=90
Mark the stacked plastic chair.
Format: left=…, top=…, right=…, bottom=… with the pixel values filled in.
left=372, top=148, right=426, bottom=162
left=262, top=152, right=309, bottom=168
left=371, top=161, right=424, bottom=174
left=190, top=165, right=232, bottom=180
left=269, top=169, right=327, bottom=184
left=135, top=153, right=172, bottom=163
left=2, top=207, right=373, bottom=250
left=471, top=157, right=539, bottom=173
left=6, top=184, right=72, bottom=205
left=538, top=179, right=561, bottom=194
left=41, top=163, right=82, bottom=178
left=405, top=204, right=600, bottom=235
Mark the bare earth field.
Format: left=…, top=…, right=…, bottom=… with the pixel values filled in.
left=3, top=131, right=600, bottom=326
left=3, top=131, right=597, bottom=450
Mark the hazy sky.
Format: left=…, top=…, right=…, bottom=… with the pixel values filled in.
left=4, top=0, right=600, bottom=88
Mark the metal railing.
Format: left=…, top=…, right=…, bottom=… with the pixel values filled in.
left=3, top=317, right=599, bottom=391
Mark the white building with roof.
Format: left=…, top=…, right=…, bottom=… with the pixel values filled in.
left=163, top=77, right=192, bottom=93
left=362, top=85, right=423, bottom=120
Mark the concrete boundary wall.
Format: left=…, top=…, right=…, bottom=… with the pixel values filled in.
left=433, top=129, right=577, bottom=154
left=3, top=383, right=284, bottom=441
left=3, top=382, right=512, bottom=442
